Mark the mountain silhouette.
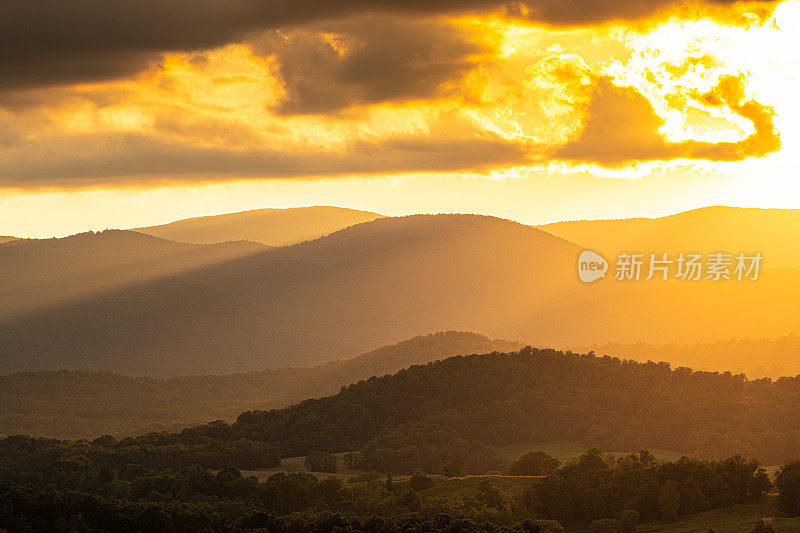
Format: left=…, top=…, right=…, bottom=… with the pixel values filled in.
left=539, top=206, right=800, bottom=270
left=0, top=230, right=266, bottom=320
left=1, top=211, right=798, bottom=377
left=0, top=214, right=578, bottom=375
left=134, top=206, right=383, bottom=245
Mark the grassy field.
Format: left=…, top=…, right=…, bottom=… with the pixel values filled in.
left=636, top=495, right=800, bottom=532
left=241, top=452, right=363, bottom=481
left=494, top=440, right=685, bottom=464
left=242, top=454, right=537, bottom=498
left=398, top=474, right=536, bottom=499
left=240, top=448, right=800, bottom=532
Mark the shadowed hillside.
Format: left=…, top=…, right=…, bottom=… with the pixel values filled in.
left=134, top=205, right=383, bottom=245
left=0, top=230, right=267, bottom=319
left=539, top=206, right=800, bottom=270
left=1, top=213, right=799, bottom=376
left=0, top=215, right=580, bottom=375
left=0, top=332, right=521, bottom=439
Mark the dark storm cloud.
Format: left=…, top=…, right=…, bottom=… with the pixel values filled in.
left=260, top=16, right=483, bottom=115
left=0, top=0, right=778, bottom=90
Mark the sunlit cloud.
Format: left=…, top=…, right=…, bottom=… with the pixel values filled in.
left=0, top=0, right=795, bottom=204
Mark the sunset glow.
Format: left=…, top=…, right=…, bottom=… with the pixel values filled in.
left=2, top=0, right=800, bottom=236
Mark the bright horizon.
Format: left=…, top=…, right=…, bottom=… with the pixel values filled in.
left=4, top=195, right=800, bottom=239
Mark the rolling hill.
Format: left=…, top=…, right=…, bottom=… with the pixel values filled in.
left=134, top=205, right=383, bottom=245
left=0, top=214, right=580, bottom=375
left=539, top=206, right=800, bottom=270
left=0, top=332, right=521, bottom=439
left=1, top=212, right=799, bottom=376
left=169, top=346, right=800, bottom=467
left=0, top=230, right=267, bottom=320
left=1, top=346, right=792, bottom=531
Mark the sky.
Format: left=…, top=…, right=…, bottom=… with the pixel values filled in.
left=2, top=0, right=800, bottom=237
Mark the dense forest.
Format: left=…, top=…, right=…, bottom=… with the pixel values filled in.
left=9, top=346, right=800, bottom=471
left=0, top=332, right=519, bottom=439
left=3, top=346, right=800, bottom=530
left=0, top=435, right=782, bottom=531
left=208, top=347, right=800, bottom=469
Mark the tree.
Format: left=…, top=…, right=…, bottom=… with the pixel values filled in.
left=751, top=518, right=775, bottom=532
left=749, top=468, right=772, bottom=501
left=618, top=510, right=639, bottom=533
left=215, top=466, right=242, bottom=484
left=305, top=451, right=337, bottom=473
left=679, top=477, right=710, bottom=515
left=409, top=470, right=433, bottom=491
left=476, top=480, right=509, bottom=511
left=397, top=489, right=422, bottom=511
left=776, top=461, right=800, bottom=516
left=658, top=481, right=681, bottom=521
left=589, top=518, right=619, bottom=533
left=509, top=451, right=561, bottom=476
left=442, top=460, right=466, bottom=477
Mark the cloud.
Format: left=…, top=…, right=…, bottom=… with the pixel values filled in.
left=554, top=74, right=780, bottom=165
left=260, top=16, right=485, bottom=115
left=0, top=3, right=784, bottom=187
left=0, top=131, right=530, bottom=187
left=0, top=0, right=778, bottom=90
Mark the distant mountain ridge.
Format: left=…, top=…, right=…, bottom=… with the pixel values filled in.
left=0, top=229, right=266, bottom=320
left=0, top=214, right=581, bottom=375
left=576, top=334, right=800, bottom=379
left=0, top=332, right=521, bottom=439
left=134, top=205, right=383, bottom=245
left=1, top=211, right=799, bottom=377
left=539, top=206, right=800, bottom=270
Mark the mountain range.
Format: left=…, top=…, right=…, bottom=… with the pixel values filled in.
left=539, top=206, right=800, bottom=270
left=134, top=206, right=383, bottom=246
left=0, top=214, right=579, bottom=375
left=0, top=206, right=798, bottom=377
left=0, top=230, right=265, bottom=320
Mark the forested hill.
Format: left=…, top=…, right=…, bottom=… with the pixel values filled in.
left=8, top=346, right=800, bottom=475
left=0, top=331, right=520, bottom=439
left=1, top=346, right=797, bottom=530
left=200, top=347, right=800, bottom=470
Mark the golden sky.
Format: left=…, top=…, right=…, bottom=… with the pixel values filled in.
left=2, top=0, right=800, bottom=237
